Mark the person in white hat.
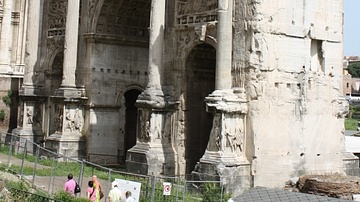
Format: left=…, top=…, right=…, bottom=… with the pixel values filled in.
left=108, top=181, right=122, bottom=202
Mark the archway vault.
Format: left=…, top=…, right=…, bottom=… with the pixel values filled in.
left=90, top=0, right=151, bottom=39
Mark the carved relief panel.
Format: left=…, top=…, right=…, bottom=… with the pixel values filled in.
left=47, top=0, right=67, bottom=37
left=23, top=102, right=43, bottom=129
left=176, top=0, right=218, bottom=26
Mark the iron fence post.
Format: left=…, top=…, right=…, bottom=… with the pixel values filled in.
left=183, top=178, right=186, bottom=202
left=6, top=133, right=14, bottom=169
left=151, top=176, right=156, bottom=202
left=20, top=139, right=27, bottom=177
left=52, top=157, right=58, bottom=196
left=32, top=144, right=40, bottom=187
left=48, top=156, right=55, bottom=194
left=105, top=169, right=112, bottom=202
left=79, top=160, right=84, bottom=190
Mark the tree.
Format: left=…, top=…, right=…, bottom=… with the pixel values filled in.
left=348, top=62, right=360, bottom=78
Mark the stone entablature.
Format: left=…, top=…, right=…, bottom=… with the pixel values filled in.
left=176, top=0, right=218, bottom=26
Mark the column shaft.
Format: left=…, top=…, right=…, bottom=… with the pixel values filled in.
left=215, top=0, right=233, bottom=90
left=23, top=0, right=40, bottom=86
left=147, top=0, right=165, bottom=88
left=61, top=0, right=80, bottom=88
left=0, top=0, right=14, bottom=72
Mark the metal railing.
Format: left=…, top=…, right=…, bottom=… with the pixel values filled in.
left=0, top=132, right=229, bottom=202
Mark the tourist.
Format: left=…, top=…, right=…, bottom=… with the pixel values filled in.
left=125, top=191, right=136, bottom=202
left=92, top=175, right=103, bottom=200
left=64, top=173, right=76, bottom=196
left=87, top=181, right=97, bottom=202
left=108, top=181, right=122, bottom=202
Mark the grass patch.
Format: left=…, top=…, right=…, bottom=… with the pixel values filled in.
left=345, top=118, right=359, bottom=130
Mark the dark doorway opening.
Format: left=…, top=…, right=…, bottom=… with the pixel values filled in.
left=124, top=89, right=141, bottom=162
left=185, top=43, right=216, bottom=174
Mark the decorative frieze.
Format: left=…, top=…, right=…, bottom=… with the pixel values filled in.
left=47, top=0, right=67, bottom=37
left=176, top=0, right=218, bottom=26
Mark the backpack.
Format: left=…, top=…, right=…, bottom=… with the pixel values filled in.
left=74, top=181, right=81, bottom=193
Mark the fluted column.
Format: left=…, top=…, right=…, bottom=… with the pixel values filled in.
left=215, top=0, right=232, bottom=90
left=61, top=0, right=80, bottom=88
left=0, top=0, right=14, bottom=72
left=22, top=0, right=40, bottom=87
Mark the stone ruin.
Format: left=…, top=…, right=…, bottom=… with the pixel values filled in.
left=0, top=0, right=352, bottom=198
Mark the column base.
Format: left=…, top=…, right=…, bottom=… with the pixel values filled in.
left=54, top=87, right=86, bottom=99
left=19, top=84, right=46, bottom=97
left=192, top=154, right=251, bottom=197
left=343, top=152, right=360, bottom=176
left=45, top=132, right=86, bottom=160
left=11, top=127, right=45, bottom=153
left=126, top=142, right=175, bottom=176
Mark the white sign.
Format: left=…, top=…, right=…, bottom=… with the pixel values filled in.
left=114, top=178, right=141, bottom=202
left=163, top=182, right=172, bottom=196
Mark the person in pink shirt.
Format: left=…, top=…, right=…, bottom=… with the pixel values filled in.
left=64, top=173, right=76, bottom=196
left=87, top=181, right=97, bottom=202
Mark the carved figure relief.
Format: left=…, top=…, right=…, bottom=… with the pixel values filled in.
left=26, top=108, right=33, bottom=125
left=209, top=115, right=222, bottom=151
left=139, top=110, right=150, bottom=142
left=65, top=110, right=74, bottom=132
left=48, top=0, right=67, bottom=37
left=224, top=115, right=245, bottom=155
left=73, top=108, right=83, bottom=132
left=177, top=0, right=218, bottom=15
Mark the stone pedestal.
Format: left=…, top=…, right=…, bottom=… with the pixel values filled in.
left=127, top=142, right=175, bottom=175
left=343, top=152, right=360, bottom=176
left=46, top=132, right=86, bottom=160
left=45, top=99, right=86, bottom=160
left=193, top=89, right=251, bottom=197
left=126, top=87, right=178, bottom=176
left=12, top=127, right=44, bottom=153
left=192, top=160, right=251, bottom=197
left=11, top=99, right=45, bottom=153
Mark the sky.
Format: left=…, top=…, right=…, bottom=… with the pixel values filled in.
left=344, top=0, right=360, bottom=56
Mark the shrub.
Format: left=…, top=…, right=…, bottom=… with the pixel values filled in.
left=2, top=90, right=12, bottom=106
left=53, top=190, right=90, bottom=202
left=202, top=182, right=232, bottom=202
left=0, top=109, right=5, bottom=121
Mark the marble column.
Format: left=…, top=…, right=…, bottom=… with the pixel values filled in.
left=0, top=0, right=14, bottom=73
left=147, top=0, right=165, bottom=89
left=13, top=1, right=45, bottom=144
left=194, top=0, right=251, bottom=196
left=137, top=0, right=167, bottom=104
left=21, top=0, right=40, bottom=89
left=48, top=0, right=86, bottom=160
left=126, top=0, right=178, bottom=176
left=215, top=0, right=232, bottom=91
left=61, top=0, right=80, bottom=88
left=54, top=0, right=85, bottom=98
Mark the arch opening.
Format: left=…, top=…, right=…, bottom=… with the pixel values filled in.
left=185, top=43, right=216, bottom=174
left=123, top=89, right=141, bottom=162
